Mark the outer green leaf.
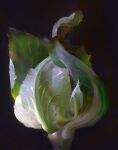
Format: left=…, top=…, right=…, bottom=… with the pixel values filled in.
left=95, top=78, right=109, bottom=115
left=49, top=41, right=108, bottom=117
left=49, top=41, right=108, bottom=138
left=9, top=28, right=49, bottom=99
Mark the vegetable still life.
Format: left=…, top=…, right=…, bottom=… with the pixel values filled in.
left=9, top=11, right=108, bottom=150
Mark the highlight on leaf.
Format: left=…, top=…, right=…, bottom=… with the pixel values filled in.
left=52, top=11, right=84, bottom=39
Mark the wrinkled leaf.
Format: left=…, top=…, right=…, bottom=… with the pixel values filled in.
left=71, top=46, right=92, bottom=67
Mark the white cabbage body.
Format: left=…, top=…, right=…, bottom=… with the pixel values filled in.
left=14, top=68, right=42, bottom=129
left=9, top=59, right=42, bottom=129
left=9, top=57, right=83, bottom=131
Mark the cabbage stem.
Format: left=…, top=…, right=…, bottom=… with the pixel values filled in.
left=48, top=130, right=74, bottom=150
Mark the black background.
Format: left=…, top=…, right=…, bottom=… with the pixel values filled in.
left=0, top=0, right=118, bottom=150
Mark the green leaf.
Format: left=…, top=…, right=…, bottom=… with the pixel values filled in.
left=49, top=41, right=108, bottom=118
left=9, top=28, right=49, bottom=99
left=95, top=78, right=109, bottom=115
left=72, top=46, right=92, bottom=67
left=48, top=41, right=108, bottom=135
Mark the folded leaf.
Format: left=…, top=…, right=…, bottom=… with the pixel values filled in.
left=52, top=11, right=83, bottom=38
left=52, top=11, right=91, bottom=67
